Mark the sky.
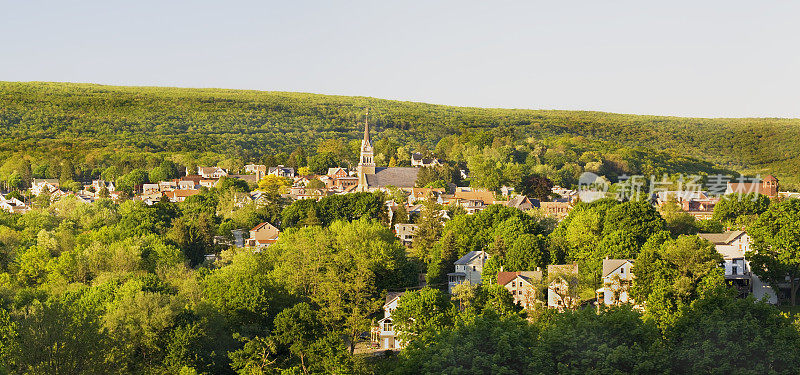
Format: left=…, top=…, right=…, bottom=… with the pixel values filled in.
left=1, top=1, right=799, bottom=118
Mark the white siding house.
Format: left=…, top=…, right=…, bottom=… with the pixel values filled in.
left=447, top=251, right=490, bottom=293
left=698, top=231, right=777, bottom=304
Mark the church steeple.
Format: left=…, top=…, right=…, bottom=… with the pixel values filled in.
left=362, top=108, right=371, bottom=147
left=357, top=109, right=376, bottom=190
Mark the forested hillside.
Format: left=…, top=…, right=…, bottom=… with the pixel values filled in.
left=1, top=81, right=798, bottom=184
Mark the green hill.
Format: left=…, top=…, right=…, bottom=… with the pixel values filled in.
left=1, top=81, right=798, bottom=186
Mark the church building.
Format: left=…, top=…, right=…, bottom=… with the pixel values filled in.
left=356, top=113, right=419, bottom=192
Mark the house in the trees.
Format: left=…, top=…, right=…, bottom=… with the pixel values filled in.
left=551, top=186, right=578, bottom=201
left=244, top=164, right=268, bottom=181
left=142, top=183, right=160, bottom=194
left=539, top=201, right=572, bottom=220
left=448, top=251, right=490, bottom=293
left=159, top=181, right=177, bottom=191
left=268, top=165, right=295, bottom=178
left=655, top=190, right=718, bottom=220
left=698, top=231, right=777, bottom=303
left=288, top=187, right=333, bottom=201
left=450, top=189, right=497, bottom=214
left=725, top=175, right=778, bottom=199
left=0, top=196, right=29, bottom=214
left=245, top=222, right=280, bottom=248
left=91, top=179, right=115, bottom=193
left=505, top=195, right=536, bottom=211
left=30, top=179, right=60, bottom=196
left=596, top=259, right=635, bottom=307
left=410, top=152, right=442, bottom=168
left=394, top=224, right=417, bottom=247
left=547, top=263, right=580, bottom=311
left=407, top=188, right=446, bottom=205
left=198, top=166, right=228, bottom=179
left=498, top=270, right=543, bottom=310
left=356, top=114, right=420, bottom=191
left=372, top=292, right=405, bottom=351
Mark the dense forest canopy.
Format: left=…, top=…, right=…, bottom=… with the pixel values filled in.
left=1, top=81, right=798, bottom=185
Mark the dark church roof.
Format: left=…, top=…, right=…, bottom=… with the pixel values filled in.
left=365, top=167, right=419, bottom=188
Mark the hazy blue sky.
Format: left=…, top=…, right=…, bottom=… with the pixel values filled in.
left=2, top=1, right=798, bottom=117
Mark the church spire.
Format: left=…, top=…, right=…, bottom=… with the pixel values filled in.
left=357, top=107, right=376, bottom=186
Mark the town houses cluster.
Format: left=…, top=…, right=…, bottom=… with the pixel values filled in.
left=1, top=117, right=796, bottom=354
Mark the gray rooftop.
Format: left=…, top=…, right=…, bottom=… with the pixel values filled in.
left=385, top=291, right=405, bottom=306
left=454, top=250, right=490, bottom=266
left=365, top=167, right=420, bottom=188
left=698, top=231, right=746, bottom=245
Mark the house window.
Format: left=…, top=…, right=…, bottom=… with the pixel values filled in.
left=620, top=267, right=625, bottom=274
left=383, top=321, right=392, bottom=331
left=511, top=281, right=515, bottom=287
left=472, top=266, right=476, bottom=271
left=732, top=265, right=738, bottom=275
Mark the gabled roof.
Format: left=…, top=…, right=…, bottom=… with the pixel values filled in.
left=327, top=167, right=347, bottom=176
left=497, top=271, right=543, bottom=286
left=602, top=259, right=634, bottom=278
left=385, top=291, right=405, bottom=306
left=698, top=231, right=746, bottom=245
left=268, top=165, right=294, bottom=174
left=506, top=195, right=538, bottom=209
left=199, top=166, right=226, bottom=174
left=454, top=251, right=490, bottom=266
left=251, top=222, right=278, bottom=232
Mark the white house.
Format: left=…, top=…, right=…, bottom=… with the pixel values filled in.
left=178, top=180, right=198, bottom=190
left=373, top=292, right=405, bottom=351
left=0, top=196, right=29, bottom=214
left=268, top=165, right=295, bottom=178
left=698, top=231, right=778, bottom=304
left=547, top=263, right=580, bottom=311
left=448, top=251, right=490, bottom=293
left=596, top=259, right=635, bottom=307
left=410, top=152, right=442, bottom=168
left=30, top=179, right=60, bottom=196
